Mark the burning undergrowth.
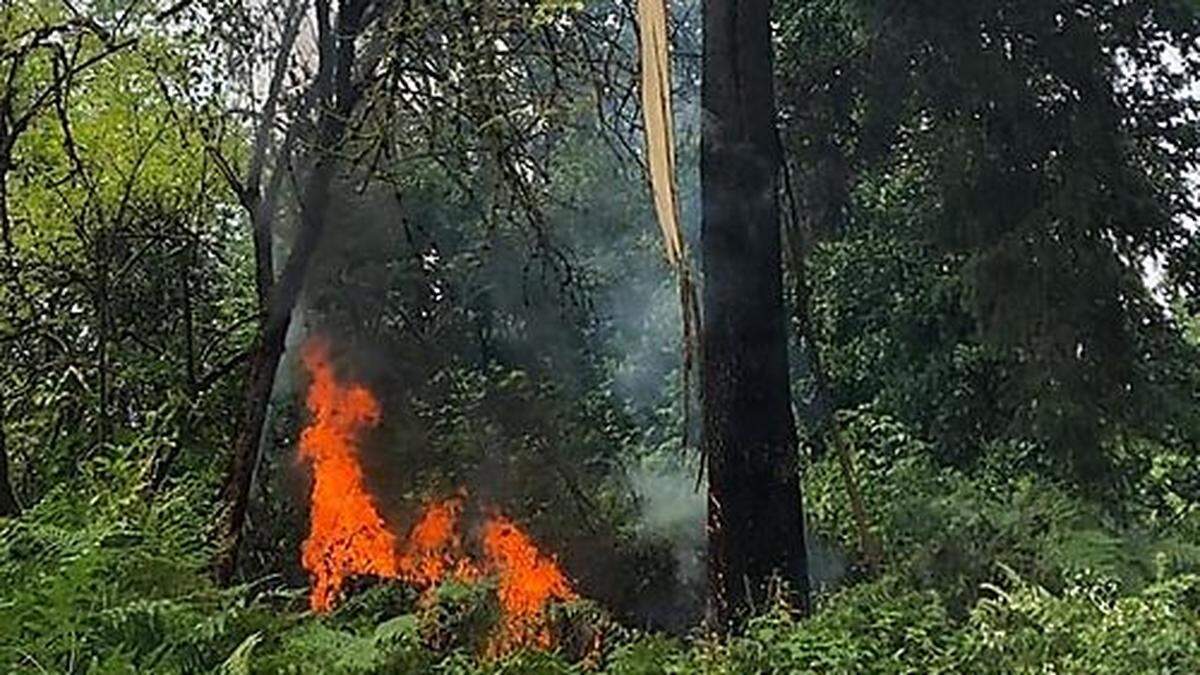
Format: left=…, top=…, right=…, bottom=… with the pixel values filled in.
left=297, top=338, right=582, bottom=657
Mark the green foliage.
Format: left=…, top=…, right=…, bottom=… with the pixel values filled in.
left=251, top=615, right=435, bottom=674
left=2, top=0, right=1199, bottom=672
left=597, top=571, right=1200, bottom=674
left=0, top=463, right=277, bottom=672
left=4, top=400, right=1199, bottom=673
left=954, top=570, right=1200, bottom=673
left=702, top=583, right=950, bottom=673
left=806, top=408, right=1200, bottom=612
left=780, top=0, right=1200, bottom=484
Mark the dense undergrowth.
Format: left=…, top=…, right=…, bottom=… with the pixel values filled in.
left=5, top=408, right=1199, bottom=673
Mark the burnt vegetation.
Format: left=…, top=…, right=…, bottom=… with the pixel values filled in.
left=2, top=0, right=1200, bottom=672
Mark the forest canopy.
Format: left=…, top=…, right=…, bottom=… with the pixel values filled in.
left=1, top=0, right=1200, bottom=672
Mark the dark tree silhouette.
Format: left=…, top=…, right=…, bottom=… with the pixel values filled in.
left=701, top=0, right=810, bottom=628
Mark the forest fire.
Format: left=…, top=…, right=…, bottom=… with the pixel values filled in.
left=397, top=495, right=480, bottom=587
left=297, top=339, right=577, bottom=653
left=482, top=515, right=579, bottom=654
left=298, top=339, right=398, bottom=612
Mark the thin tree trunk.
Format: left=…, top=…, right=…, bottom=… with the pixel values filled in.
left=787, top=229, right=833, bottom=444
left=0, top=389, right=19, bottom=517
left=831, top=431, right=881, bottom=569
left=143, top=1, right=302, bottom=501
left=702, top=0, right=810, bottom=628
left=96, top=228, right=111, bottom=447
left=212, top=0, right=369, bottom=584
left=780, top=91, right=882, bottom=569
left=0, top=136, right=17, bottom=516
left=246, top=0, right=306, bottom=310
left=0, top=154, right=9, bottom=253
left=147, top=237, right=198, bottom=493
left=1, top=132, right=12, bottom=252
left=785, top=228, right=883, bottom=571
left=182, top=237, right=197, bottom=391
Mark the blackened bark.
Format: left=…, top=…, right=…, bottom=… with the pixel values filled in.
left=0, top=448, right=17, bottom=518
left=212, top=0, right=369, bottom=584
left=702, top=0, right=810, bottom=627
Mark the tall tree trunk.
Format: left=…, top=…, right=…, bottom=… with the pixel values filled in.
left=1, top=129, right=13, bottom=252
left=212, top=0, right=368, bottom=584
left=702, top=0, right=810, bottom=627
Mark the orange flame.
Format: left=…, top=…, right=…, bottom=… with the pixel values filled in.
left=299, top=339, right=398, bottom=612
left=483, top=515, right=578, bottom=653
left=398, top=495, right=480, bottom=587
left=297, top=338, right=577, bottom=655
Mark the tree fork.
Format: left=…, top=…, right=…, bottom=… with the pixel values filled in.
left=212, top=0, right=369, bottom=584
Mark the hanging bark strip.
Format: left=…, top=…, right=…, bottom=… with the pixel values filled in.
left=637, top=0, right=683, bottom=267
left=636, top=0, right=702, bottom=450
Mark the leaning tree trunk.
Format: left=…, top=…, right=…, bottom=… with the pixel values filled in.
left=212, top=0, right=368, bottom=584
left=701, top=0, right=810, bottom=628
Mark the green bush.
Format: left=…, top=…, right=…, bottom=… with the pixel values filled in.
left=0, top=469, right=276, bottom=672
left=952, top=570, right=1200, bottom=673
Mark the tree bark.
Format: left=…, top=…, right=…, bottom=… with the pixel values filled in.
left=212, top=0, right=369, bottom=584
left=701, top=0, right=810, bottom=628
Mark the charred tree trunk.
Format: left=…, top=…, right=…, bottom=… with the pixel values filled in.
left=701, top=0, right=810, bottom=628
left=213, top=0, right=368, bottom=584
left=0, top=444, right=17, bottom=518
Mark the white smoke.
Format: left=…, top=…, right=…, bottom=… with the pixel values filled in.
left=629, top=458, right=706, bottom=587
